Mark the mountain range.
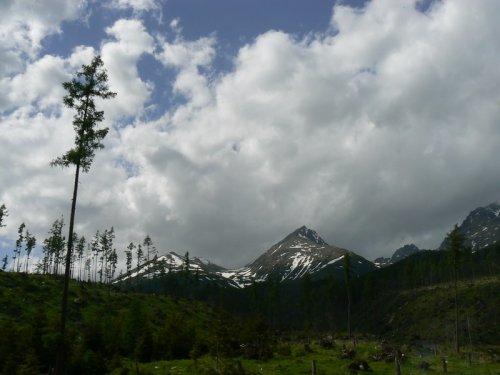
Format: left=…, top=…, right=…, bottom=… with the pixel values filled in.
left=118, top=202, right=500, bottom=287
left=118, top=226, right=375, bottom=288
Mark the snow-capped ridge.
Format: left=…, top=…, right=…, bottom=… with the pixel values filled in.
left=117, top=226, right=375, bottom=289
left=218, top=226, right=374, bottom=287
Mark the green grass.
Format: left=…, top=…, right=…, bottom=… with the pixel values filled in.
left=112, top=341, right=500, bottom=375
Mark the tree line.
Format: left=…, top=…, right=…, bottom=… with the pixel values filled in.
left=0, top=208, right=168, bottom=287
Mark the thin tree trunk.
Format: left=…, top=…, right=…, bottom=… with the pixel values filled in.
left=454, top=275, right=459, bottom=353
left=55, top=160, right=80, bottom=375
left=347, top=290, right=351, bottom=339
left=395, top=350, right=401, bottom=375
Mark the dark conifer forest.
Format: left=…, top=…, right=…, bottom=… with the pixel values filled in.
left=0, top=218, right=499, bottom=374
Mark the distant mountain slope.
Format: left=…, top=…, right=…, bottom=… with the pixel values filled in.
left=374, top=244, right=420, bottom=268
left=440, top=202, right=500, bottom=251
left=116, top=251, right=239, bottom=287
left=220, top=226, right=375, bottom=287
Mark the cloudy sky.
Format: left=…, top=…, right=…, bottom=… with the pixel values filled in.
left=1, top=0, right=499, bottom=269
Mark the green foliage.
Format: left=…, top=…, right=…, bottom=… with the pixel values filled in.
left=41, top=217, right=66, bottom=275
left=0, top=203, right=7, bottom=228
left=51, top=55, right=116, bottom=173
left=1, top=260, right=499, bottom=374
left=157, top=309, right=197, bottom=359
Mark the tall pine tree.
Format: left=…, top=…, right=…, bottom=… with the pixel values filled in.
left=51, top=55, right=116, bottom=375
left=446, top=224, right=465, bottom=353
left=343, top=252, right=352, bottom=339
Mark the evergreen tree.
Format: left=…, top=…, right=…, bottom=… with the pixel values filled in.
left=91, top=231, right=100, bottom=282
left=343, top=252, right=352, bottom=339
left=51, top=55, right=116, bottom=375
left=14, top=222, right=26, bottom=272
left=24, top=230, right=36, bottom=273
left=109, top=248, right=118, bottom=282
left=125, top=242, right=134, bottom=283
left=301, top=273, right=312, bottom=332
left=143, top=235, right=153, bottom=277
left=183, top=251, right=191, bottom=283
left=136, top=244, right=143, bottom=270
left=84, top=252, right=92, bottom=282
left=42, top=218, right=66, bottom=275
left=0, top=204, right=8, bottom=270
left=0, top=204, right=7, bottom=228
left=70, top=232, right=78, bottom=278
left=1, top=255, right=8, bottom=271
left=135, top=244, right=144, bottom=288
left=99, top=227, right=115, bottom=284
left=75, top=235, right=86, bottom=281
left=446, top=224, right=465, bottom=353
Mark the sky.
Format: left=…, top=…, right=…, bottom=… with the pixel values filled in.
left=1, top=0, right=500, bottom=269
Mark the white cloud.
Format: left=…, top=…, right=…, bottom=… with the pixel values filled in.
left=116, top=0, right=500, bottom=265
left=101, top=19, right=155, bottom=119
left=1, top=0, right=500, bottom=269
left=108, top=0, right=164, bottom=13
left=0, top=55, right=69, bottom=112
left=0, top=0, right=87, bottom=74
left=68, top=45, right=97, bottom=69
left=156, top=33, right=217, bottom=107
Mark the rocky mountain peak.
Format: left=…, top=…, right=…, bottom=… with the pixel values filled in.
left=288, top=226, right=327, bottom=245
left=220, top=226, right=374, bottom=287
left=440, top=202, right=500, bottom=251
left=374, top=243, right=420, bottom=267
left=390, top=244, right=419, bottom=263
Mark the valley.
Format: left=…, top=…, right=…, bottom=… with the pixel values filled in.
left=1, top=203, right=499, bottom=374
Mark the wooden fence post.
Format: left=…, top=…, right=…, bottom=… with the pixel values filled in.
left=311, top=360, right=317, bottom=375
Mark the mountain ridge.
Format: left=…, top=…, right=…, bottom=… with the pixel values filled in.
left=118, top=202, right=500, bottom=287
left=118, top=225, right=375, bottom=288
left=440, top=202, right=500, bottom=251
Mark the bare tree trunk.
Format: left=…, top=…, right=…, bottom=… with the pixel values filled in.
left=454, top=277, right=459, bottom=354
left=55, top=161, right=80, bottom=375
left=347, top=291, right=351, bottom=339
left=395, top=350, right=401, bottom=375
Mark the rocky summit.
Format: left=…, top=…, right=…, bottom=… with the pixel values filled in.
left=374, top=244, right=420, bottom=267
left=220, top=226, right=375, bottom=287
left=440, top=202, right=500, bottom=251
